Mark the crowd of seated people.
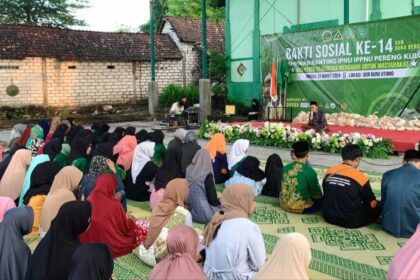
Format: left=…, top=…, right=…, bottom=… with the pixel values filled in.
left=0, top=117, right=418, bottom=280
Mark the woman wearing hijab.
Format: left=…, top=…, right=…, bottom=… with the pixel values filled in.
left=66, top=125, right=84, bottom=145
left=80, top=174, right=147, bottom=258
left=135, top=129, right=149, bottom=144
left=261, top=154, right=284, bottom=197
left=228, top=139, right=250, bottom=176
left=181, top=131, right=201, bottom=174
left=186, top=149, right=220, bottom=224
left=167, top=128, right=187, bottom=150
left=18, top=139, right=62, bottom=207
left=37, top=119, right=50, bottom=139
left=149, top=225, right=206, bottom=280
left=50, top=123, right=68, bottom=143
left=39, top=166, right=83, bottom=236
left=67, top=137, right=93, bottom=174
left=248, top=98, right=260, bottom=121
left=225, top=156, right=266, bottom=197
left=387, top=224, right=420, bottom=280
left=79, top=156, right=126, bottom=210
left=93, top=123, right=110, bottom=140
left=29, top=201, right=91, bottom=280
left=203, top=184, right=266, bottom=280
left=126, top=141, right=158, bottom=201
left=139, top=179, right=192, bottom=267
left=113, top=130, right=137, bottom=171
left=150, top=130, right=166, bottom=166
left=7, top=124, right=27, bottom=148
left=0, top=149, right=32, bottom=202
left=150, top=146, right=184, bottom=209
left=0, top=144, right=24, bottom=181
left=23, top=161, right=61, bottom=236
left=254, top=232, right=311, bottom=280
left=45, top=116, right=61, bottom=142
left=68, top=243, right=114, bottom=280
left=0, top=206, right=34, bottom=280
left=25, top=125, right=44, bottom=148
left=114, top=126, right=125, bottom=138
left=206, top=133, right=229, bottom=184
left=0, top=196, right=15, bottom=222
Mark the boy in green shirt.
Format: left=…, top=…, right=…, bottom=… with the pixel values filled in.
left=280, top=140, right=323, bottom=213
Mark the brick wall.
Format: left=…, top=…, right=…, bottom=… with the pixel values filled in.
left=0, top=57, right=184, bottom=108
left=161, top=21, right=201, bottom=85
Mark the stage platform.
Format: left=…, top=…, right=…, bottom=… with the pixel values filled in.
left=235, top=121, right=420, bottom=152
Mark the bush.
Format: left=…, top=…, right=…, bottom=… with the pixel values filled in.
left=158, top=84, right=199, bottom=107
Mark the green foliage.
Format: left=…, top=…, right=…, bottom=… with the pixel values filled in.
left=0, top=0, right=89, bottom=27
left=158, top=84, right=199, bottom=107
left=209, top=50, right=227, bottom=82
left=140, top=0, right=225, bottom=32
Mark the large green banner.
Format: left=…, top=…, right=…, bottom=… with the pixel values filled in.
left=261, top=16, right=420, bottom=117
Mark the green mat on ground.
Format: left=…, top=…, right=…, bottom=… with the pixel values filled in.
left=25, top=166, right=407, bottom=280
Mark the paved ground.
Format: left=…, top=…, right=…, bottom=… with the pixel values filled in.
left=0, top=120, right=404, bottom=174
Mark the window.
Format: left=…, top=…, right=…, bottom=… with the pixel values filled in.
left=107, top=65, right=115, bottom=69
left=68, top=65, right=76, bottom=69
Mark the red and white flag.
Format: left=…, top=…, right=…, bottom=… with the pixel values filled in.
left=270, top=58, right=278, bottom=103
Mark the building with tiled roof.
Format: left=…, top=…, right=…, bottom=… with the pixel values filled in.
left=158, top=16, right=225, bottom=85
left=0, top=24, right=187, bottom=108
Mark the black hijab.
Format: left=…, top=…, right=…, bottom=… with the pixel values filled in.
left=261, top=154, right=284, bottom=197
left=67, top=137, right=92, bottom=165
left=135, top=129, right=149, bottom=143
left=251, top=98, right=260, bottom=112
left=125, top=126, right=136, bottom=136
left=0, top=144, right=24, bottom=180
left=43, top=139, right=62, bottom=160
left=237, top=156, right=265, bottom=181
left=66, top=125, right=84, bottom=144
left=154, top=146, right=183, bottom=191
left=0, top=206, right=34, bottom=280
left=51, top=123, right=69, bottom=142
left=93, top=131, right=121, bottom=159
left=28, top=201, right=92, bottom=280
left=68, top=243, right=114, bottom=280
left=149, top=130, right=165, bottom=144
left=23, top=161, right=61, bottom=205
left=114, top=127, right=125, bottom=138
left=95, top=123, right=110, bottom=137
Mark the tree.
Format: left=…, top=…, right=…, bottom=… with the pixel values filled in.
left=140, top=0, right=224, bottom=32
left=0, top=0, right=89, bottom=28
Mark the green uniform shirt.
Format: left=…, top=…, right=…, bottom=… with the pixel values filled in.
left=280, top=161, right=322, bottom=213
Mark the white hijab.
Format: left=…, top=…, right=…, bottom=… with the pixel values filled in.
left=228, top=139, right=249, bottom=170
left=254, top=233, right=312, bottom=280
left=131, top=141, right=155, bottom=184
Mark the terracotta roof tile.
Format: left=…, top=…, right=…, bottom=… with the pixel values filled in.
left=0, top=24, right=182, bottom=62
left=159, top=16, right=224, bottom=52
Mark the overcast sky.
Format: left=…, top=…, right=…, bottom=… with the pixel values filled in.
left=74, top=0, right=150, bottom=32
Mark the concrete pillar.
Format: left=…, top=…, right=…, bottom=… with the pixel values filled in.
left=148, top=81, right=159, bottom=117
left=41, top=57, right=48, bottom=106
left=199, top=79, right=211, bottom=122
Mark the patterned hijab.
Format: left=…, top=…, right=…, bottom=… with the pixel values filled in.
left=203, top=184, right=254, bottom=247
left=28, top=138, right=45, bottom=155
left=144, top=179, right=189, bottom=249
left=88, top=156, right=108, bottom=178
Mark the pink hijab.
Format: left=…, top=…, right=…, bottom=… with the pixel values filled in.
left=149, top=225, right=206, bottom=280
left=0, top=196, right=15, bottom=222
left=113, top=135, right=137, bottom=171
left=387, top=224, right=420, bottom=280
